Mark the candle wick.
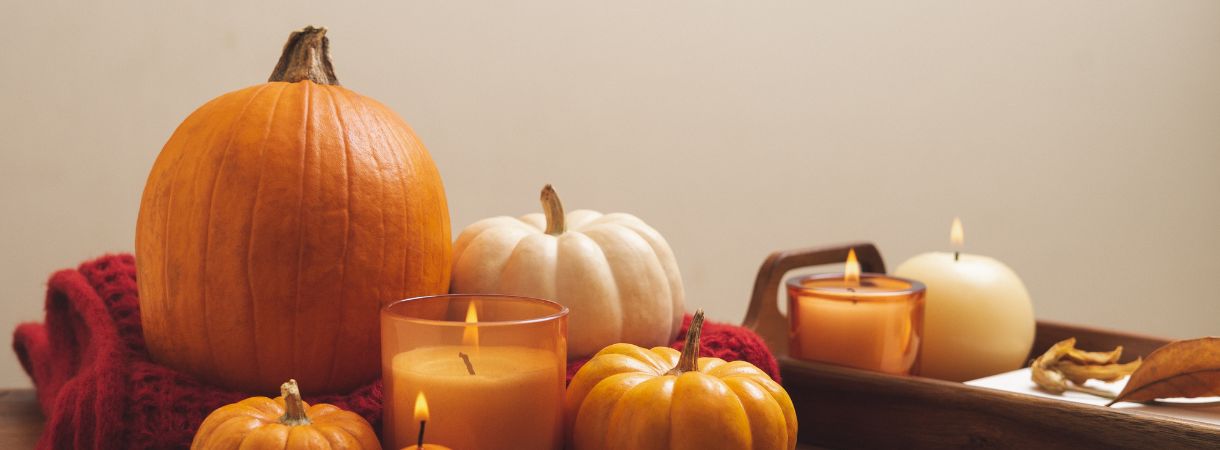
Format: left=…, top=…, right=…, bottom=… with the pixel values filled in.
left=459, top=352, right=476, bottom=375
left=417, top=419, right=426, bottom=449
left=954, top=251, right=960, bottom=261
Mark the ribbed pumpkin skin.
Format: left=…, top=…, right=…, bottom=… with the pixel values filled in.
left=566, top=344, right=798, bottom=450
left=191, top=393, right=381, bottom=449
left=136, top=81, right=451, bottom=393
left=451, top=209, right=684, bottom=359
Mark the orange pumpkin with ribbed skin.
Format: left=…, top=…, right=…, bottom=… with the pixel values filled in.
left=136, top=27, right=451, bottom=394
left=565, top=310, right=798, bottom=450
left=191, top=379, right=382, bottom=450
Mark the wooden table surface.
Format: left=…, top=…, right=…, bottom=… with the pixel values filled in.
left=0, top=390, right=42, bottom=449
left=0, top=388, right=821, bottom=449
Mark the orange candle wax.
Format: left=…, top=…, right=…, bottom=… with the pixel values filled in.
left=382, top=295, right=567, bottom=450
left=787, top=250, right=926, bottom=375
left=401, top=392, right=453, bottom=450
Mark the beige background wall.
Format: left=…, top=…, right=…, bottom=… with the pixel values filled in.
left=2, top=0, right=1218, bottom=387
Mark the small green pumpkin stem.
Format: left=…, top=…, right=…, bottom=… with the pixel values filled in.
left=541, top=184, right=566, bottom=236
left=279, top=379, right=312, bottom=426
left=269, top=26, right=340, bottom=85
left=668, top=309, right=705, bottom=375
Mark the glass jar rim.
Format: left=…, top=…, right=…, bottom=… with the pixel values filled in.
left=786, top=272, right=926, bottom=299
left=382, top=294, right=569, bottom=327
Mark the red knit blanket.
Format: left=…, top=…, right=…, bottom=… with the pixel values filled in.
left=12, top=254, right=779, bottom=449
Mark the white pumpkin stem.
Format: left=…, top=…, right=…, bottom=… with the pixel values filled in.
left=279, top=379, right=312, bottom=426
left=541, top=184, right=566, bottom=236
left=668, top=309, right=705, bottom=375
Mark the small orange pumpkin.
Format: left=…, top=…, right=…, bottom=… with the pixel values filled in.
left=565, top=310, right=798, bottom=450
left=191, top=379, right=382, bottom=450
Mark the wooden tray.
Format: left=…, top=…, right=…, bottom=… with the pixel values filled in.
left=742, top=243, right=1220, bottom=449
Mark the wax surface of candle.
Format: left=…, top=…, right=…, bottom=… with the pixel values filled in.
left=386, top=346, right=562, bottom=450
left=894, top=251, right=1034, bottom=381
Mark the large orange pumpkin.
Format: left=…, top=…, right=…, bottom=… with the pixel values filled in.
left=136, top=27, right=451, bottom=393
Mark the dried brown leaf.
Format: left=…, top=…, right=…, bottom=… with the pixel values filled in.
left=1064, top=346, right=1123, bottom=365
left=1031, top=338, right=1076, bottom=394
left=1056, top=358, right=1141, bottom=384
left=1108, top=337, right=1220, bottom=406
left=1031, top=338, right=1140, bottom=398
left=1033, top=360, right=1069, bottom=394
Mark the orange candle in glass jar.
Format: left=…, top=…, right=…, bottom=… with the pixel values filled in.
left=787, top=249, right=926, bottom=375
left=401, top=392, right=452, bottom=450
left=382, top=295, right=567, bottom=450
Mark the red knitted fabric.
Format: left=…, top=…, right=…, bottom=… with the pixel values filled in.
left=13, top=254, right=779, bottom=450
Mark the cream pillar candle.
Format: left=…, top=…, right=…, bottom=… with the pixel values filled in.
left=893, top=218, right=1034, bottom=382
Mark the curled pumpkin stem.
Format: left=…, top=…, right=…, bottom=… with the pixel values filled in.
left=541, top=184, right=566, bottom=236
left=269, top=26, right=340, bottom=85
left=279, top=379, right=312, bottom=426
left=668, top=309, right=705, bottom=375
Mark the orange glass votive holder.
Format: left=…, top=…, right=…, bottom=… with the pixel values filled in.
left=381, top=294, right=568, bottom=450
left=787, top=273, right=926, bottom=375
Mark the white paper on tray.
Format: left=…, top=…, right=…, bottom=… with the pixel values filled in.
left=966, top=368, right=1220, bottom=426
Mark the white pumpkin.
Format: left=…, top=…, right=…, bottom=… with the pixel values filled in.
left=451, top=185, right=685, bottom=358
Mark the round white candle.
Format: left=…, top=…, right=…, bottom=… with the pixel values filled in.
left=386, top=346, right=563, bottom=450
left=894, top=226, right=1034, bottom=382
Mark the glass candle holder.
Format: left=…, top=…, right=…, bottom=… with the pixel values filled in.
left=787, top=273, right=926, bottom=375
left=382, top=294, right=568, bottom=450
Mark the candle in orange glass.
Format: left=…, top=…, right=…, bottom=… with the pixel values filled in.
left=402, top=392, right=451, bottom=450
left=382, top=295, right=567, bottom=450
left=788, top=249, right=927, bottom=375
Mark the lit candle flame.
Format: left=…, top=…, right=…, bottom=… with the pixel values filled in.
left=844, top=248, right=860, bottom=287
left=950, top=217, right=964, bottom=248
left=461, top=302, right=479, bottom=349
left=414, top=391, right=430, bottom=422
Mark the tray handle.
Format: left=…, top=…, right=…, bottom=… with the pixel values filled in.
left=742, top=242, right=887, bottom=357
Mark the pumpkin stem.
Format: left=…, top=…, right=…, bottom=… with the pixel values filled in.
left=667, top=309, right=705, bottom=375
left=541, top=184, right=566, bottom=236
left=279, top=379, right=312, bottom=426
left=269, top=26, right=340, bottom=85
